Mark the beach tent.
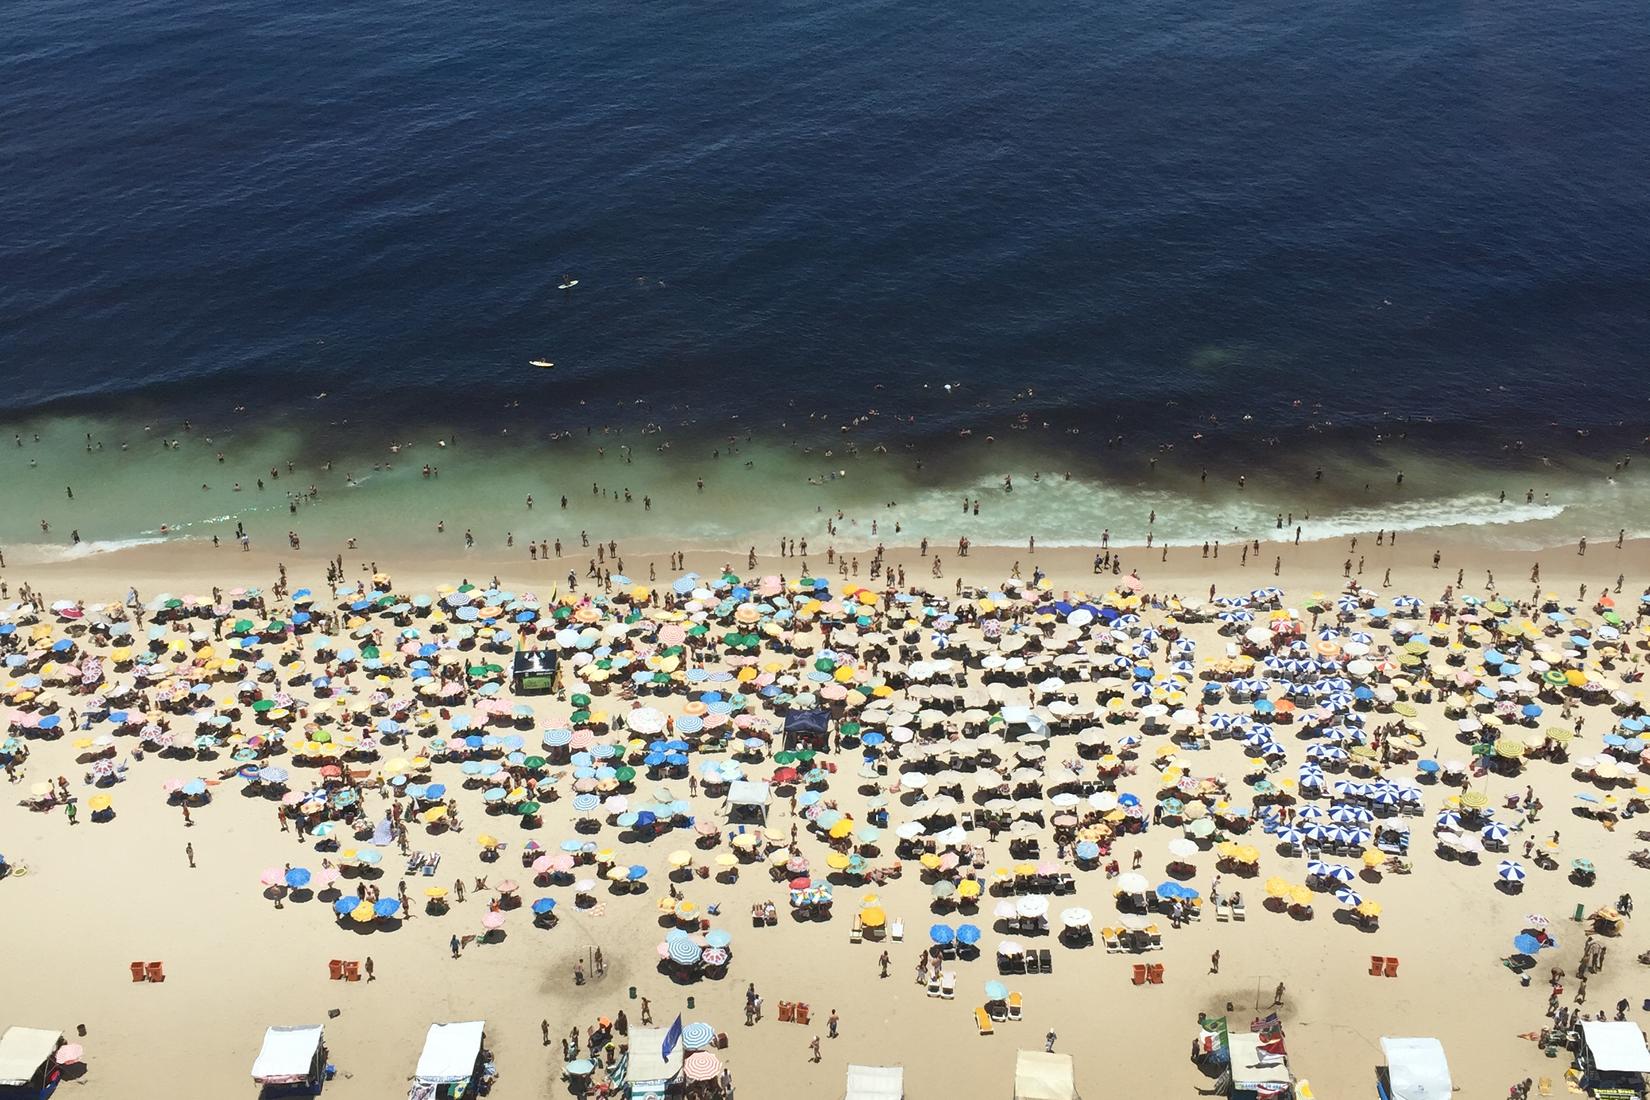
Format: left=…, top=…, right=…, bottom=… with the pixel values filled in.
left=251, top=1025, right=325, bottom=1089
left=1000, top=706, right=1052, bottom=742
left=1577, top=1021, right=1650, bottom=1090
left=1377, top=1037, right=1451, bottom=1100
left=784, top=709, right=831, bottom=750
left=1013, top=1050, right=1077, bottom=1100
left=625, top=1027, right=683, bottom=1099
left=511, top=649, right=558, bottom=694
left=413, top=1021, right=485, bottom=1086
left=1227, top=1033, right=1291, bottom=1100
left=0, top=1027, right=65, bottom=1097
left=726, top=780, right=771, bottom=824
left=844, top=1062, right=904, bottom=1099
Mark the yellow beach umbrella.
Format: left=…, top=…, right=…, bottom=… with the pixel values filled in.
left=957, top=879, right=982, bottom=899
left=1289, top=885, right=1315, bottom=907
left=1264, top=877, right=1292, bottom=899
left=860, top=906, right=886, bottom=928
left=476, top=834, right=500, bottom=849
left=667, top=850, right=693, bottom=867
left=1356, top=900, right=1382, bottom=918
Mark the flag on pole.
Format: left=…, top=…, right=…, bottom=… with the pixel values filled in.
left=661, top=1014, right=684, bottom=1060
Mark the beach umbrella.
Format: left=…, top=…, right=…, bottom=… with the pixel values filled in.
left=957, top=923, right=982, bottom=945
left=929, top=924, right=955, bottom=945
left=668, top=938, right=702, bottom=965
left=284, top=867, right=312, bottom=889
left=684, top=1051, right=722, bottom=1081
left=984, top=980, right=1009, bottom=1001
left=1497, top=860, right=1527, bottom=883
left=681, top=1022, right=719, bottom=1050
left=1513, top=933, right=1543, bottom=955
left=333, top=896, right=361, bottom=915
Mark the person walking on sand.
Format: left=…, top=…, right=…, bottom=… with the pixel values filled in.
left=1273, top=982, right=1286, bottom=1006
left=809, top=1036, right=822, bottom=1063
left=878, top=950, right=890, bottom=978
left=1210, top=950, right=1220, bottom=974
left=185, top=842, right=195, bottom=868
left=542, top=1020, right=551, bottom=1046
left=1045, top=1030, right=1057, bottom=1052
left=640, top=997, right=653, bottom=1026
left=364, top=956, right=375, bottom=981
left=594, top=947, right=605, bottom=977
left=828, top=1009, right=839, bottom=1039
left=450, top=934, right=461, bottom=959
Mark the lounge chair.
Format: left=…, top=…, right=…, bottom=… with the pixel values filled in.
left=890, top=919, right=904, bottom=941
left=974, top=1006, right=994, bottom=1035
left=850, top=915, right=863, bottom=943
left=987, top=999, right=1007, bottom=1022
left=1101, top=927, right=1122, bottom=953
left=1038, top=949, right=1052, bottom=973
left=1026, top=950, right=1041, bottom=974
left=1231, top=899, right=1246, bottom=921
left=1007, top=991, right=1023, bottom=1020
left=941, top=971, right=956, bottom=1000
left=927, top=974, right=942, bottom=998
left=1146, top=926, right=1163, bottom=950
left=1215, top=900, right=1230, bottom=921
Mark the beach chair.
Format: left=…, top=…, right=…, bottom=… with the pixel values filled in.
left=850, top=915, right=863, bottom=943
left=1038, top=949, right=1052, bottom=973
left=130, top=962, right=148, bottom=983
left=1232, top=899, right=1246, bottom=921
left=329, top=959, right=345, bottom=980
left=146, top=962, right=165, bottom=983
left=1132, top=964, right=1147, bottom=986
left=1025, top=950, right=1041, bottom=974
left=344, top=961, right=361, bottom=982
left=927, top=972, right=942, bottom=997
left=942, top=972, right=957, bottom=999
left=1102, top=927, right=1122, bottom=953
left=1147, top=964, right=1164, bottom=984
left=1215, top=900, right=1230, bottom=921
left=987, top=999, right=1007, bottom=1022
left=1369, top=955, right=1385, bottom=976
left=1186, top=898, right=1202, bottom=921
left=974, top=1007, right=994, bottom=1035
left=1537, top=1076, right=1552, bottom=1096
left=1145, top=926, right=1163, bottom=951
left=1383, top=957, right=1399, bottom=977
left=422, top=853, right=441, bottom=877
left=1007, top=992, right=1023, bottom=1021
left=890, top=919, right=904, bottom=941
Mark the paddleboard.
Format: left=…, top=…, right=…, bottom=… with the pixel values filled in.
left=558, top=280, right=579, bottom=290
left=529, top=360, right=555, bottom=369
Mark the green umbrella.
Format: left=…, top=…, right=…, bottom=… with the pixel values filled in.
left=1543, top=669, right=1569, bottom=685
left=614, top=766, right=636, bottom=783
left=1393, top=702, right=1418, bottom=717
left=251, top=699, right=275, bottom=712
left=361, top=645, right=380, bottom=660
left=517, top=801, right=541, bottom=815
left=571, top=709, right=591, bottom=724
left=688, top=625, right=708, bottom=637
left=1486, top=601, right=1509, bottom=615
left=571, top=694, right=591, bottom=707
left=234, top=619, right=255, bottom=634
left=554, top=607, right=572, bottom=619
left=773, top=751, right=796, bottom=765
left=524, top=756, right=547, bottom=770
left=815, top=658, right=836, bottom=672
left=164, top=598, right=183, bottom=609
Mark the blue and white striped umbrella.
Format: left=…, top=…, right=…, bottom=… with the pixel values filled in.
left=571, top=793, right=601, bottom=813
left=681, top=1022, right=718, bottom=1050
left=1482, top=822, right=1511, bottom=842
left=1325, top=865, right=1357, bottom=884
left=1306, top=860, right=1333, bottom=878
left=668, top=938, right=703, bottom=965
left=1334, top=887, right=1363, bottom=906
left=1275, top=827, right=1306, bottom=847
left=1497, top=860, right=1527, bottom=882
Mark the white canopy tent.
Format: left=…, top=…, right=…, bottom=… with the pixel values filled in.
left=626, top=1026, right=683, bottom=1096
left=1579, top=1021, right=1650, bottom=1073
left=726, top=780, right=771, bottom=823
left=1013, top=1050, right=1077, bottom=1100
left=844, top=1062, right=904, bottom=1099
left=1227, top=1033, right=1291, bottom=1097
left=0, top=1028, right=64, bottom=1089
left=1379, top=1037, right=1451, bottom=1100
left=251, top=1025, right=325, bottom=1086
left=413, top=1021, right=485, bottom=1084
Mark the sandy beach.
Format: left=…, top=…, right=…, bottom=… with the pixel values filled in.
left=5, top=531, right=1650, bottom=1100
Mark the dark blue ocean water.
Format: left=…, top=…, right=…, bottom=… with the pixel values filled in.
left=3, top=0, right=1649, bottom=450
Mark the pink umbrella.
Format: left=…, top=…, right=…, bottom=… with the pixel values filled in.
left=532, top=856, right=553, bottom=874
left=314, top=868, right=341, bottom=887
left=550, top=854, right=575, bottom=872
left=497, top=880, right=519, bottom=894
left=684, top=1051, right=722, bottom=1081
left=481, top=911, right=506, bottom=930
left=54, top=1044, right=83, bottom=1066
left=259, top=867, right=284, bottom=886
left=161, top=779, right=183, bottom=794
left=281, top=791, right=304, bottom=805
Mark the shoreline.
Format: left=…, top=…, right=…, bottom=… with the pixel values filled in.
left=8, top=527, right=1646, bottom=606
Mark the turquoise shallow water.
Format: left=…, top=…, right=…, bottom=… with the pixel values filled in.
left=0, top=411, right=1640, bottom=564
